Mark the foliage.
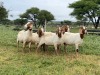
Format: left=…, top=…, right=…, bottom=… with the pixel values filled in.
left=37, top=10, right=54, bottom=27
left=0, top=2, right=8, bottom=22
left=0, top=19, right=13, bottom=25
left=69, top=0, right=100, bottom=29
left=20, top=7, right=40, bottom=19
left=20, top=7, right=54, bottom=28
left=63, top=20, right=72, bottom=25
left=14, top=18, right=27, bottom=25
left=60, top=20, right=72, bottom=26
left=38, top=10, right=54, bottom=21
left=74, top=21, right=83, bottom=26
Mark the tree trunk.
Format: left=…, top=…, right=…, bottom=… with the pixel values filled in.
left=94, top=25, right=98, bottom=29
left=94, top=19, right=100, bottom=29
left=88, top=12, right=100, bottom=29
left=44, top=19, right=47, bottom=32
left=92, top=17, right=100, bottom=29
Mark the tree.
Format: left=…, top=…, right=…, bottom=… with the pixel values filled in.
left=20, top=7, right=54, bottom=28
left=63, top=20, right=72, bottom=25
left=38, top=10, right=54, bottom=27
left=74, top=21, right=83, bottom=26
left=20, top=7, right=40, bottom=28
left=20, top=7, right=40, bottom=19
left=69, top=0, right=100, bottom=29
left=1, top=19, right=12, bottom=25
left=14, top=18, right=27, bottom=25
left=61, top=21, right=64, bottom=25
left=0, top=2, right=8, bottom=22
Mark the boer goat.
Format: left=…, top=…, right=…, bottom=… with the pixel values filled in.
left=61, top=25, right=70, bottom=50
left=17, top=22, right=33, bottom=52
left=61, top=26, right=86, bottom=53
left=36, top=27, right=62, bottom=55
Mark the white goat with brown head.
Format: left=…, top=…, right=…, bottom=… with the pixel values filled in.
left=61, top=25, right=70, bottom=48
left=61, top=26, right=86, bottom=53
left=36, top=27, right=62, bottom=55
left=17, top=22, right=33, bottom=52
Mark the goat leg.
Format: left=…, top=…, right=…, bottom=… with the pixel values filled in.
left=29, top=42, right=31, bottom=52
left=23, top=42, right=26, bottom=53
left=17, top=41, right=19, bottom=51
left=54, top=44, right=58, bottom=55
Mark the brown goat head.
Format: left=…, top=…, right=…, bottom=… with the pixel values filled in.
left=27, top=22, right=33, bottom=30
left=79, top=26, right=86, bottom=39
left=24, top=22, right=33, bottom=31
left=56, top=27, right=62, bottom=38
left=61, top=25, right=70, bottom=34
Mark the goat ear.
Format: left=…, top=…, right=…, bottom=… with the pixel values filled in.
left=82, top=29, right=85, bottom=34
left=56, top=27, right=62, bottom=38
left=79, top=26, right=86, bottom=39
left=58, top=32, right=62, bottom=38
left=37, top=28, right=44, bottom=37
left=79, top=26, right=86, bottom=34
left=56, top=31, right=62, bottom=38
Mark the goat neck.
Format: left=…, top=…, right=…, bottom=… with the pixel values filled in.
left=26, top=29, right=32, bottom=36
left=79, top=26, right=86, bottom=39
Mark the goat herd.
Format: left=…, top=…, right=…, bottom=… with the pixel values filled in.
left=17, top=21, right=87, bottom=55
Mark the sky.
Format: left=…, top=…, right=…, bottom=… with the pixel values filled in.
left=1, top=0, right=78, bottom=21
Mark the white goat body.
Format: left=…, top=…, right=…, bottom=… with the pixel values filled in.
left=60, top=26, right=86, bottom=52
left=38, top=33, right=61, bottom=45
left=31, top=33, right=40, bottom=44
left=44, top=32, right=53, bottom=36
left=37, top=31, right=62, bottom=55
left=61, top=32, right=83, bottom=45
left=17, top=30, right=32, bottom=43
left=31, top=32, right=52, bottom=44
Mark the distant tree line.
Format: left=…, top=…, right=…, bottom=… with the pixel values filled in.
left=0, top=1, right=100, bottom=29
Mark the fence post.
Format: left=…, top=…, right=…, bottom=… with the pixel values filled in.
left=44, top=19, right=47, bottom=32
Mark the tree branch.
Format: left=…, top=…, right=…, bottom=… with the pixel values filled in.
left=87, top=11, right=95, bottom=26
